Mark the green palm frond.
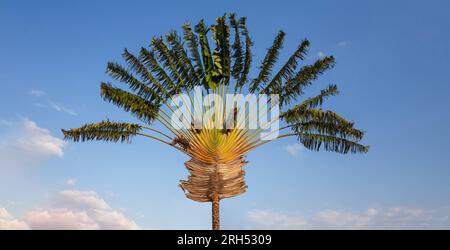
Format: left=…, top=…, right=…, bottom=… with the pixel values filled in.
left=281, top=56, right=335, bottom=105
left=122, top=49, right=156, bottom=84
left=289, top=120, right=364, bottom=140
left=282, top=107, right=353, bottom=127
left=297, top=84, right=339, bottom=109
left=296, top=133, right=368, bottom=154
left=237, top=17, right=252, bottom=91
left=249, top=30, right=285, bottom=93
left=121, top=48, right=169, bottom=102
left=106, top=61, right=160, bottom=102
left=229, top=13, right=243, bottom=80
left=182, top=22, right=204, bottom=79
left=139, top=47, right=180, bottom=95
left=166, top=31, right=199, bottom=89
left=195, top=20, right=215, bottom=89
left=100, top=82, right=159, bottom=123
left=282, top=100, right=364, bottom=141
left=260, top=39, right=310, bottom=95
left=151, top=37, right=188, bottom=90
left=62, top=120, right=142, bottom=143
left=211, top=15, right=231, bottom=85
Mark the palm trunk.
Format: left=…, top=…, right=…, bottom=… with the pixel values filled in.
left=180, top=157, right=248, bottom=230
left=212, top=193, right=220, bottom=230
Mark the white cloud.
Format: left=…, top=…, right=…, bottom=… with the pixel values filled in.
left=248, top=210, right=308, bottom=229
left=57, top=190, right=110, bottom=210
left=312, top=209, right=377, bottom=229
left=65, top=178, right=77, bottom=186
left=337, top=41, right=347, bottom=47
left=0, top=190, right=139, bottom=230
left=90, top=209, right=139, bottom=230
left=16, top=119, right=66, bottom=157
left=30, top=89, right=46, bottom=97
left=247, top=206, right=450, bottom=229
left=0, top=219, right=30, bottom=230
left=317, top=51, right=326, bottom=58
left=0, top=119, right=66, bottom=169
left=48, top=101, right=77, bottom=116
left=0, top=208, right=12, bottom=218
left=284, top=144, right=304, bottom=157
left=23, top=208, right=98, bottom=230
left=0, top=208, right=30, bottom=230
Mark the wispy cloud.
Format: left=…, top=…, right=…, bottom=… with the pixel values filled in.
left=30, top=89, right=46, bottom=97
left=0, top=190, right=139, bottom=230
left=284, top=144, right=304, bottom=157
left=65, top=178, right=77, bottom=186
left=48, top=101, right=77, bottom=116
left=29, top=89, right=77, bottom=116
left=33, top=103, right=46, bottom=108
left=247, top=206, right=450, bottom=229
left=317, top=51, right=326, bottom=58
left=337, top=41, right=347, bottom=47
left=0, top=119, right=14, bottom=127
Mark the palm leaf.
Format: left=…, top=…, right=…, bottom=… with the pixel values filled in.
left=166, top=31, right=198, bottom=89
left=211, top=15, right=231, bottom=85
left=121, top=48, right=169, bottom=101
left=236, top=17, right=252, bottom=91
left=229, top=13, right=243, bottom=80
left=182, top=22, right=205, bottom=79
left=249, top=30, right=285, bottom=93
left=260, top=39, right=310, bottom=94
left=289, top=121, right=364, bottom=140
left=151, top=37, right=188, bottom=89
left=195, top=20, right=215, bottom=89
left=106, top=61, right=160, bottom=102
left=282, top=107, right=353, bottom=127
left=296, top=133, right=368, bottom=154
left=297, top=84, right=339, bottom=109
left=62, top=120, right=142, bottom=143
left=100, top=82, right=159, bottom=123
left=281, top=56, right=335, bottom=105
left=139, top=47, right=180, bottom=95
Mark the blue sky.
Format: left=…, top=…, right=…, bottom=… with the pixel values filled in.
left=1, top=0, right=450, bottom=229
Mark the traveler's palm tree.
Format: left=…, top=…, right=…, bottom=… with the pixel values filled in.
left=62, top=14, right=368, bottom=230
